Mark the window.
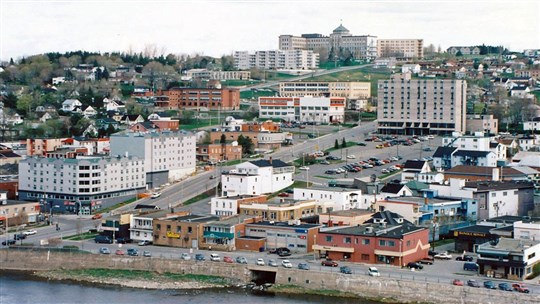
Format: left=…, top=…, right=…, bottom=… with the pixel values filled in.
left=344, top=237, right=351, bottom=244
left=362, top=239, right=370, bottom=245
left=361, top=254, right=369, bottom=260
left=325, top=236, right=333, bottom=242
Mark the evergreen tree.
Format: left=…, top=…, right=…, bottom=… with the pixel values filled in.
left=341, top=138, right=347, bottom=148
left=334, top=139, right=339, bottom=149
left=220, top=133, right=226, bottom=144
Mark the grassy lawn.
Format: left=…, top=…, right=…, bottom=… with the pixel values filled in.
left=221, top=79, right=261, bottom=87
left=434, top=238, right=455, bottom=247
left=64, top=232, right=99, bottom=241
left=240, top=89, right=277, bottom=100
left=98, top=197, right=138, bottom=214
left=324, top=141, right=357, bottom=153
left=223, top=159, right=243, bottom=166
left=378, top=170, right=402, bottom=180
left=267, top=181, right=312, bottom=199
left=182, top=192, right=211, bottom=206
left=314, top=175, right=334, bottom=179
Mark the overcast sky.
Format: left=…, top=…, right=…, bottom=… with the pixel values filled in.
left=1, top=0, right=539, bottom=61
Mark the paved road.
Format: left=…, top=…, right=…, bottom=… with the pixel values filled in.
left=239, top=64, right=374, bottom=92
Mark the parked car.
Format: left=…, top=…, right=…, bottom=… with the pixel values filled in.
left=406, top=262, right=423, bottom=270
left=91, top=214, right=102, bottom=220
left=321, top=260, right=339, bottom=267
left=452, top=279, right=464, bottom=286
left=115, top=249, right=125, bottom=255
left=256, top=258, right=265, bottom=266
left=116, top=237, right=132, bottom=244
left=319, top=160, right=330, bottom=165
left=483, top=281, right=497, bottom=289
left=346, top=155, right=356, bottom=159
left=367, top=267, right=380, bottom=277
left=434, top=252, right=452, bottom=260
left=236, top=256, right=248, bottom=264
left=195, top=253, right=205, bottom=261
left=299, top=166, right=310, bottom=171
left=138, top=240, right=152, bottom=246
left=268, top=259, right=278, bottom=267
left=2, top=239, right=16, bottom=246
left=419, top=257, right=434, bottom=265
left=357, top=142, right=367, bottom=146
left=180, top=253, right=191, bottom=260
left=151, top=192, right=161, bottom=199
left=428, top=250, right=439, bottom=256
left=498, top=283, right=513, bottom=291
left=340, top=266, right=352, bottom=274
left=22, top=230, right=37, bottom=236
left=281, top=260, right=293, bottom=268
left=276, top=248, right=291, bottom=257
left=456, top=255, right=474, bottom=261
left=278, top=192, right=289, bottom=197
left=209, top=253, right=221, bottom=262
left=13, top=234, right=26, bottom=240
left=512, top=283, right=530, bottom=293
left=95, top=235, right=113, bottom=244
left=127, top=248, right=138, bottom=256
left=463, top=262, right=479, bottom=271
left=99, top=247, right=111, bottom=254
left=223, top=256, right=234, bottom=263
left=298, top=263, right=310, bottom=270
left=467, top=280, right=481, bottom=288
left=143, top=251, right=152, bottom=257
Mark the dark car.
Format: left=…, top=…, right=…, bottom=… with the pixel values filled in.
left=357, top=142, right=367, bottom=146
left=285, top=189, right=294, bottom=194
left=419, top=257, right=434, bottom=265
left=276, top=247, right=291, bottom=257
left=298, top=263, right=310, bottom=270
left=340, top=266, right=352, bottom=274
left=2, top=239, right=16, bottom=246
left=428, top=250, right=439, bottom=256
left=127, top=248, right=139, bottom=256
left=406, top=262, right=423, bottom=270
left=195, top=253, right=206, bottom=261
left=95, top=235, right=113, bottom=244
left=498, top=283, right=513, bottom=291
left=13, top=234, right=26, bottom=240
left=116, top=237, right=132, bottom=244
left=456, top=255, right=474, bottom=261
left=321, top=260, right=339, bottom=267
left=483, top=281, right=497, bottom=289
left=467, top=280, right=481, bottom=288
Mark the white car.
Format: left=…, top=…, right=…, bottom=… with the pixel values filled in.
left=180, top=253, right=191, bottom=260
left=346, top=155, right=356, bottom=159
left=281, top=260, right=293, bottom=268
left=368, top=267, right=380, bottom=277
left=434, top=252, right=452, bottom=260
left=210, top=253, right=221, bottom=262
left=151, top=192, right=162, bottom=199
left=256, top=258, right=265, bottom=266
left=23, top=230, right=37, bottom=236
left=299, top=166, right=310, bottom=171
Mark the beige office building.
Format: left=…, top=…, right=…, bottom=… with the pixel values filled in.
left=377, top=39, right=424, bottom=59
left=279, top=81, right=370, bottom=99
left=377, top=73, right=467, bottom=135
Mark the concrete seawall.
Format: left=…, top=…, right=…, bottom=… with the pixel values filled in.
left=1, top=250, right=538, bottom=304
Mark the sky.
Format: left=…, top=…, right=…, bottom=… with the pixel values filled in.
left=1, top=0, right=539, bottom=61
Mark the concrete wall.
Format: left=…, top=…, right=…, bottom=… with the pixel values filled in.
left=1, top=250, right=538, bottom=304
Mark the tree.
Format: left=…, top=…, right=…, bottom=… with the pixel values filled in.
left=341, top=138, right=347, bottom=148
left=220, top=133, right=226, bottom=144
left=334, top=139, right=339, bottom=149
left=16, top=94, right=34, bottom=116
left=220, top=55, right=235, bottom=71
left=237, top=135, right=254, bottom=155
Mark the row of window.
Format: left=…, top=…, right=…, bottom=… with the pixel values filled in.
left=324, top=236, right=397, bottom=247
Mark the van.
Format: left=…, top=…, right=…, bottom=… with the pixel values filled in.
left=463, top=262, right=479, bottom=271
left=210, top=253, right=221, bottom=262
left=95, top=235, right=113, bottom=244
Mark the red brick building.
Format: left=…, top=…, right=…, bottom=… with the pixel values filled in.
left=314, top=211, right=429, bottom=266
left=196, top=142, right=242, bottom=162
left=161, top=88, right=240, bottom=110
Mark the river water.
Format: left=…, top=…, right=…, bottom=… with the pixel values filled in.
left=0, top=271, right=385, bottom=304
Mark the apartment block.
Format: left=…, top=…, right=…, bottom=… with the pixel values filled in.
left=109, top=130, right=196, bottom=188
left=466, top=114, right=499, bottom=135
left=184, top=69, right=251, bottom=80
left=160, top=87, right=240, bottom=110
left=259, top=96, right=345, bottom=123
left=233, top=50, right=319, bottom=70
left=279, top=24, right=377, bottom=60
left=377, top=73, right=467, bottom=135
left=18, top=155, right=146, bottom=213
left=377, top=39, right=424, bottom=59
left=195, top=142, right=242, bottom=162
left=279, top=81, right=370, bottom=99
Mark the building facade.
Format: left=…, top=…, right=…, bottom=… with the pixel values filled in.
left=233, top=50, right=319, bottom=70
left=160, top=88, right=240, bottom=110
left=477, top=238, right=540, bottom=280
left=377, top=73, right=467, bottom=135
left=153, top=214, right=219, bottom=249
left=279, top=24, right=377, bottom=60
left=259, top=96, right=346, bottom=123
left=109, top=130, right=196, bottom=188
left=241, top=221, right=321, bottom=253
left=279, top=81, right=371, bottom=99
left=210, top=195, right=267, bottom=217
left=377, top=39, right=424, bottom=59
left=18, top=155, right=146, bottom=213
left=466, top=114, right=499, bottom=135
left=196, top=142, right=242, bottom=162
left=185, top=69, right=251, bottom=80
left=293, top=186, right=363, bottom=210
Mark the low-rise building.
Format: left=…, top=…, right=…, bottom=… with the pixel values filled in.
left=514, top=218, right=540, bottom=241
left=401, top=160, right=430, bottom=182
left=210, top=194, right=267, bottom=217
left=203, top=215, right=261, bottom=251
left=318, top=209, right=374, bottom=226
left=196, top=142, right=242, bottom=163
left=239, top=198, right=329, bottom=222
left=523, top=117, right=540, bottom=131
left=466, top=114, right=498, bottom=135
left=234, top=50, right=319, bottom=70
left=129, top=210, right=173, bottom=243
left=0, top=198, right=41, bottom=225
left=293, top=186, right=363, bottom=210
left=477, top=238, right=540, bottom=280
left=259, top=96, right=346, bottom=123
left=279, top=81, right=370, bottom=99
left=160, top=87, right=240, bottom=110
left=153, top=214, right=219, bottom=248
left=314, top=211, right=429, bottom=265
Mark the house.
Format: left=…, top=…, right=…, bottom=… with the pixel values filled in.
left=82, top=106, right=98, bottom=118
left=401, top=160, right=430, bottom=182
left=293, top=186, right=363, bottom=210
left=221, top=158, right=294, bottom=196
left=451, top=150, right=497, bottom=167
left=401, top=64, right=421, bottom=74
left=477, top=238, right=540, bottom=280
left=444, top=166, right=528, bottom=182
left=523, top=117, right=540, bottom=131
left=103, top=97, right=125, bottom=112
left=129, top=210, right=174, bottom=243
left=514, top=218, right=540, bottom=241
left=37, top=112, right=53, bottom=123
left=0, top=145, right=22, bottom=165
left=196, top=142, right=242, bottom=162
left=120, top=114, right=145, bottom=126
left=517, top=135, right=539, bottom=151
left=129, top=121, right=158, bottom=132
left=314, top=211, right=429, bottom=265
left=380, top=183, right=413, bottom=198
left=148, top=112, right=180, bottom=131
left=82, top=124, right=99, bottom=137
left=61, top=99, right=82, bottom=112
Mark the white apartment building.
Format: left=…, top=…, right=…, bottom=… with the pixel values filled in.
left=130, top=210, right=169, bottom=243
left=259, top=96, right=345, bottom=123
left=110, top=130, right=196, bottom=188
left=377, top=39, right=424, bottom=59
left=221, top=159, right=294, bottom=196
left=184, top=69, right=251, bottom=80
left=279, top=24, right=377, bottom=60
left=523, top=117, right=540, bottom=131
left=279, top=81, right=371, bottom=99
left=18, top=155, right=146, bottom=213
left=293, top=186, right=363, bottom=210
left=442, top=132, right=507, bottom=160
left=233, top=50, right=319, bottom=70
left=377, top=73, right=467, bottom=135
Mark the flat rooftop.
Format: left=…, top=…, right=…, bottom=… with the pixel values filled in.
left=248, top=221, right=322, bottom=230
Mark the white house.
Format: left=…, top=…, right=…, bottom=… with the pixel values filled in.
left=130, top=210, right=169, bottom=243
left=221, top=158, right=294, bottom=196
left=517, top=135, right=539, bottom=151
left=209, top=194, right=267, bottom=216
left=523, top=117, right=540, bottom=131
left=62, top=99, right=82, bottom=112
left=104, top=97, right=125, bottom=112
left=401, top=64, right=421, bottom=74
left=401, top=160, right=430, bottom=182
left=52, top=77, right=66, bottom=85
left=293, top=186, right=363, bottom=210
left=379, top=183, right=413, bottom=198
left=83, top=106, right=98, bottom=118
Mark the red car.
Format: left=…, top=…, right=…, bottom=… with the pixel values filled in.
left=512, top=283, right=530, bottom=293
left=278, top=192, right=289, bottom=197
left=452, top=279, right=464, bottom=286
left=91, top=214, right=102, bottom=220
left=115, top=249, right=125, bottom=255
left=223, top=256, right=234, bottom=263
left=321, top=260, right=339, bottom=267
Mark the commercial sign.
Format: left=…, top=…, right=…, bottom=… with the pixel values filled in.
left=166, top=231, right=180, bottom=238
left=454, top=231, right=487, bottom=238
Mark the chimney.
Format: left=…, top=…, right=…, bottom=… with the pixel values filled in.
left=492, top=167, right=500, bottom=182
left=269, top=156, right=272, bottom=164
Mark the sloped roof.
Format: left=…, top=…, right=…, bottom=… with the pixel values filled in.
left=380, top=183, right=406, bottom=194
left=433, top=146, right=456, bottom=158
left=333, top=24, right=349, bottom=33
left=453, top=150, right=491, bottom=157
left=445, top=165, right=524, bottom=177
left=249, top=159, right=291, bottom=168
left=403, top=160, right=427, bottom=170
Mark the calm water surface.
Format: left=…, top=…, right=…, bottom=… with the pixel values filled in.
left=0, top=271, right=385, bottom=304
